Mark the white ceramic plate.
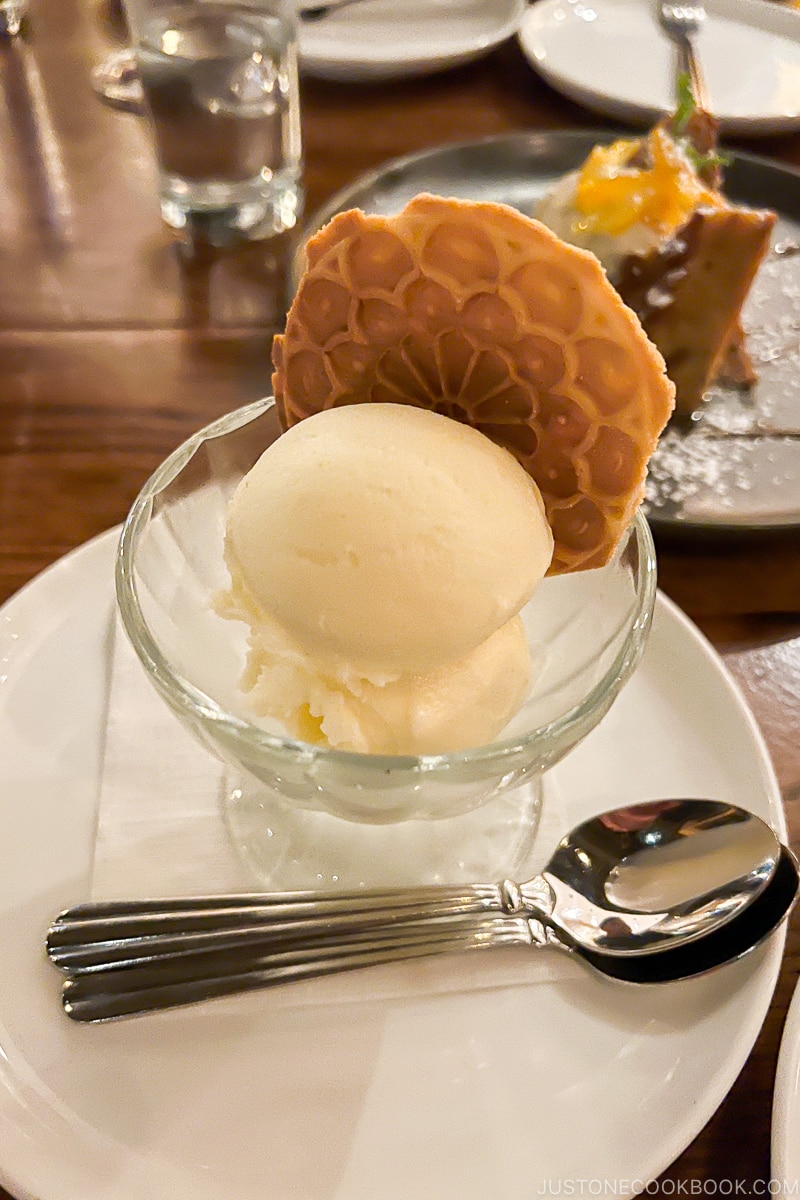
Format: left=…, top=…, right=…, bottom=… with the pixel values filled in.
left=773, top=974, right=800, bottom=1192
left=518, top=0, right=800, bottom=136
left=0, top=529, right=788, bottom=1200
left=298, top=0, right=525, bottom=81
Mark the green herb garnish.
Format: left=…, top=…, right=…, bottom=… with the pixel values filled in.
left=685, top=144, right=732, bottom=173
left=671, top=71, right=731, bottom=175
left=672, top=72, right=696, bottom=135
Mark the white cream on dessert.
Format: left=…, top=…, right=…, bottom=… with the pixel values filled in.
left=535, top=129, right=725, bottom=281
left=535, top=171, right=665, bottom=280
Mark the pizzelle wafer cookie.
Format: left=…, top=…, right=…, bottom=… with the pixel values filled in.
left=272, top=194, right=675, bottom=573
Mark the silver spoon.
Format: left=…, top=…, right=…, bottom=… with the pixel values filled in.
left=46, top=800, right=794, bottom=1018
left=53, top=844, right=799, bottom=1023
left=48, top=800, right=780, bottom=968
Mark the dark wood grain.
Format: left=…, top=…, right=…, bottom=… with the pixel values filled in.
left=0, top=0, right=799, bottom=1195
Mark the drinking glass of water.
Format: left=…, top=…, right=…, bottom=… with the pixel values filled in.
left=119, top=0, right=302, bottom=236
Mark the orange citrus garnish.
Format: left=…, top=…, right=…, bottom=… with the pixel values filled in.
left=574, top=126, right=723, bottom=238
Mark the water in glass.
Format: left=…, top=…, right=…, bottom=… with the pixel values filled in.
left=136, top=2, right=302, bottom=233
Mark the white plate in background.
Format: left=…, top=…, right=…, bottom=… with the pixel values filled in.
left=0, top=528, right=788, bottom=1200
left=298, top=0, right=525, bottom=81
left=773, top=974, right=800, bottom=1193
left=518, top=0, right=800, bottom=135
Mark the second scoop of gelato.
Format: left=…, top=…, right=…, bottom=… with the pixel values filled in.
left=222, top=403, right=554, bottom=755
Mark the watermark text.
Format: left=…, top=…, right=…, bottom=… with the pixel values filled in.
left=536, top=1181, right=799, bottom=1196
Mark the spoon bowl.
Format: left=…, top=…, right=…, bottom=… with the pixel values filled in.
left=535, top=798, right=780, bottom=956
left=580, top=845, right=798, bottom=984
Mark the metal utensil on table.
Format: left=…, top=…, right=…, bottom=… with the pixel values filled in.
left=0, top=0, right=26, bottom=35
left=52, top=846, right=800, bottom=1023
left=658, top=2, right=709, bottom=111
left=46, top=800, right=798, bottom=1021
left=48, top=800, right=780, bottom=969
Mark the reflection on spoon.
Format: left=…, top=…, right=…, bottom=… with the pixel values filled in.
left=582, top=846, right=798, bottom=984
left=605, top=815, right=780, bottom=913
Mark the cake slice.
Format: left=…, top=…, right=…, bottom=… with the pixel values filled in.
left=615, top=205, right=774, bottom=416
left=535, top=91, right=775, bottom=416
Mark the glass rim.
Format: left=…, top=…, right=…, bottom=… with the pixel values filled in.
left=116, top=397, right=658, bottom=774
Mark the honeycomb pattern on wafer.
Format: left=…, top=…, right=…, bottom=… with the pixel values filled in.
left=272, top=195, right=675, bottom=573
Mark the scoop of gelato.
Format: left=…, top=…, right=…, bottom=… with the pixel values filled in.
left=221, top=403, right=554, bottom=754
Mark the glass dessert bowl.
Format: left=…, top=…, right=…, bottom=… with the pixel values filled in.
left=117, top=398, right=657, bottom=888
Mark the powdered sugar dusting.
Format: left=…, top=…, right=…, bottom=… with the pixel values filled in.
left=644, top=221, right=800, bottom=528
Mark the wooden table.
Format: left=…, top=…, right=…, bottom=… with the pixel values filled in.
left=0, top=1, right=798, bottom=1193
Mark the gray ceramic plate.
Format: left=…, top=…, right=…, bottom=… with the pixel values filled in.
left=301, top=131, right=800, bottom=533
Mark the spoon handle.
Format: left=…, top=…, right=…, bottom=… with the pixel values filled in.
left=47, top=880, right=547, bottom=972
left=58, top=915, right=543, bottom=1023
